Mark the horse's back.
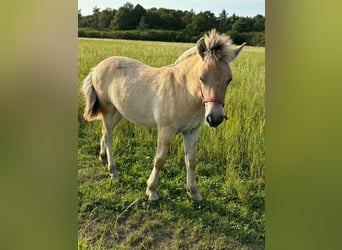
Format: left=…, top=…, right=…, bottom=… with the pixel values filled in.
left=94, top=56, right=147, bottom=84
left=92, top=56, right=159, bottom=126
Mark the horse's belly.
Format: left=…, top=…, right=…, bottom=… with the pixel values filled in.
left=116, top=105, right=157, bottom=127
left=112, top=93, right=157, bottom=127
left=106, top=77, right=158, bottom=126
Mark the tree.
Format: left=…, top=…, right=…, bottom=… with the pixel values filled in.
left=182, top=10, right=194, bottom=26
left=253, top=14, right=265, bottom=32
left=226, top=13, right=239, bottom=31
left=98, top=8, right=115, bottom=29
left=231, top=16, right=254, bottom=33
left=187, top=11, right=218, bottom=33
left=112, top=2, right=134, bottom=30
left=218, top=9, right=229, bottom=32
left=112, top=2, right=145, bottom=30
left=145, top=8, right=163, bottom=29
left=133, top=4, right=146, bottom=20
left=78, top=9, right=82, bottom=23
left=92, top=6, right=100, bottom=29
left=137, top=16, right=149, bottom=30
left=78, top=2, right=265, bottom=46
left=158, top=9, right=183, bottom=30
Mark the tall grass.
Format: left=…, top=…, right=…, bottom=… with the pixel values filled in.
left=78, top=38, right=265, bottom=249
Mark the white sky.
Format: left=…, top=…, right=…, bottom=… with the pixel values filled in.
left=78, top=0, right=264, bottom=17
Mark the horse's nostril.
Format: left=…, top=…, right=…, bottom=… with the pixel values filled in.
left=206, top=115, right=212, bottom=124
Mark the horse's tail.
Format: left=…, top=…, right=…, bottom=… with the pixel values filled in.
left=82, top=68, right=101, bottom=121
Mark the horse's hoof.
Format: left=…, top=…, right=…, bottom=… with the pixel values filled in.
left=109, top=172, right=117, bottom=180
left=146, top=190, right=159, bottom=201
left=187, top=191, right=203, bottom=201
left=108, top=164, right=117, bottom=180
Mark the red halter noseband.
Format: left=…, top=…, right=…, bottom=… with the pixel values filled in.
left=199, top=84, right=228, bottom=120
left=202, top=97, right=225, bottom=106
left=199, top=84, right=225, bottom=107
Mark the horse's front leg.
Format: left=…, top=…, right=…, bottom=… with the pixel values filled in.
left=146, top=127, right=175, bottom=201
left=183, top=129, right=203, bottom=201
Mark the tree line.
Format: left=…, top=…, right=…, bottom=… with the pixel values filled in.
left=78, top=2, right=265, bottom=46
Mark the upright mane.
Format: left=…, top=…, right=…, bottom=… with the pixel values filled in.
left=173, top=29, right=237, bottom=65
left=200, top=29, right=235, bottom=64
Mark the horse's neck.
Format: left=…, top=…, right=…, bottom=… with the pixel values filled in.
left=170, top=55, right=201, bottom=102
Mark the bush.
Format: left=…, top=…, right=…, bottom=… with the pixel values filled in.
left=78, top=28, right=265, bottom=46
left=78, top=28, right=189, bottom=42
left=230, top=31, right=265, bottom=47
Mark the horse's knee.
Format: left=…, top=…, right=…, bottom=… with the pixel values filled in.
left=154, top=156, right=166, bottom=169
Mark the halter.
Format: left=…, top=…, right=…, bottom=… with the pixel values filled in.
left=199, top=84, right=225, bottom=107
left=199, top=83, right=228, bottom=120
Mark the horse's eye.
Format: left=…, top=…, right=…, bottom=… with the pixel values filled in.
left=200, top=76, right=206, bottom=84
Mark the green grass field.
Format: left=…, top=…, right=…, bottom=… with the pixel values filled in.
left=78, top=38, right=265, bottom=249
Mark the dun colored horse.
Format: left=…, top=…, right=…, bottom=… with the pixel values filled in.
left=82, top=29, right=245, bottom=201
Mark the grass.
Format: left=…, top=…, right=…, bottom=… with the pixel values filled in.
left=78, top=38, right=265, bottom=249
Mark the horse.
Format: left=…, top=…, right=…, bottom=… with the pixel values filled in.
left=82, top=29, right=245, bottom=201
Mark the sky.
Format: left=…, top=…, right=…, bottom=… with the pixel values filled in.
left=78, top=0, right=264, bottom=17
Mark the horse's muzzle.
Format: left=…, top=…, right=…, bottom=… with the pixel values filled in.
left=206, top=114, right=224, bottom=127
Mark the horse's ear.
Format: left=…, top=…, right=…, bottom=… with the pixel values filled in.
left=230, top=42, right=246, bottom=61
left=196, top=37, right=207, bottom=59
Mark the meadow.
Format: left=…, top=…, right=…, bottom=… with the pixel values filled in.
left=78, top=38, right=265, bottom=249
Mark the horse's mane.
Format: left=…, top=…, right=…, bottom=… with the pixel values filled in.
left=173, top=29, right=235, bottom=65
left=173, top=47, right=197, bottom=65
left=201, top=29, right=234, bottom=64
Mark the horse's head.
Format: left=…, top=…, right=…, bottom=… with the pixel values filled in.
left=196, top=30, right=245, bottom=127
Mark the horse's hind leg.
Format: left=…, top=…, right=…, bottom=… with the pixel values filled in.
left=99, top=126, right=108, bottom=164
left=101, top=107, right=122, bottom=179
